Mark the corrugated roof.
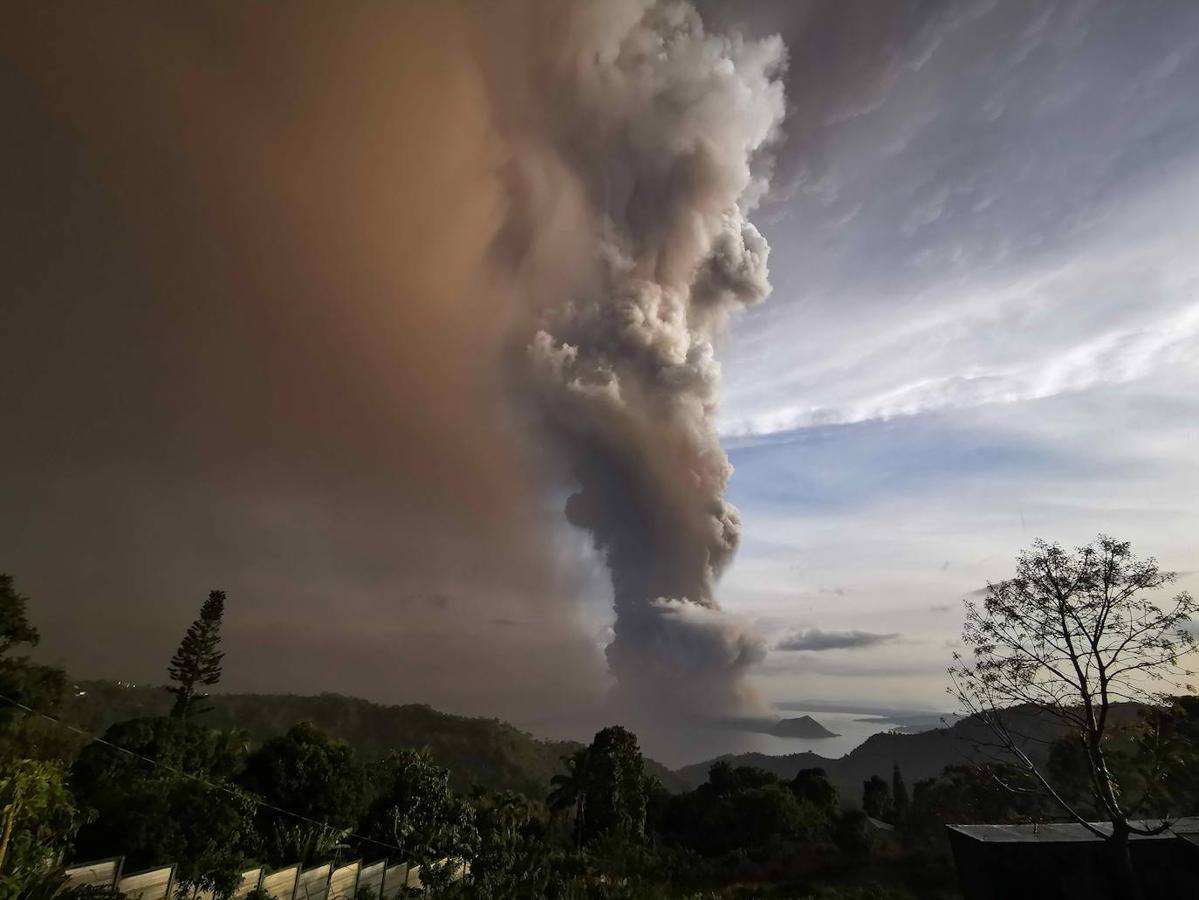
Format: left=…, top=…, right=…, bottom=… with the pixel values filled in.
left=947, top=818, right=1199, bottom=843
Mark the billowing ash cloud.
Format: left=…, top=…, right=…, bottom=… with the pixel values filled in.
left=493, top=0, right=788, bottom=717
left=2, top=0, right=785, bottom=732
left=776, top=629, right=899, bottom=652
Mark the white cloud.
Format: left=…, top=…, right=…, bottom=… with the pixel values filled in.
left=708, top=0, right=1199, bottom=708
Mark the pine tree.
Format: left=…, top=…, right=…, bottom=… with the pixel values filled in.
left=166, top=590, right=226, bottom=718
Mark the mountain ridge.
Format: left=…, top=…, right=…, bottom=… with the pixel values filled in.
left=60, top=680, right=1147, bottom=806
left=59, top=679, right=688, bottom=796
left=675, top=701, right=1149, bottom=802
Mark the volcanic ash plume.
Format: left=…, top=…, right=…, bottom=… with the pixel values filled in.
left=511, top=1, right=788, bottom=717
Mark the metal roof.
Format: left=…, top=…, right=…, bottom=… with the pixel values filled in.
left=947, top=818, right=1199, bottom=843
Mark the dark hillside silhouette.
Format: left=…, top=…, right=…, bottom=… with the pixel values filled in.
left=59, top=680, right=686, bottom=797
left=676, top=703, right=1150, bottom=800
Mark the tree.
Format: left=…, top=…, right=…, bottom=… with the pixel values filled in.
left=70, top=717, right=255, bottom=897
left=662, top=763, right=823, bottom=861
left=547, top=748, right=590, bottom=847
left=258, top=823, right=350, bottom=872
left=861, top=775, right=891, bottom=821
left=237, top=722, right=369, bottom=865
left=904, top=764, right=1051, bottom=845
left=459, top=791, right=554, bottom=899
left=832, top=809, right=872, bottom=862
left=547, top=727, right=649, bottom=848
left=949, top=536, right=1198, bottom=900
left=0, top=759, right=76, bottom=894
left=891, top=764, right=909, bottom=824
left=790, top=767, right=839, bottom=817
left=0, top=576, right=39, bottom=660
left=0, top=575, right=68, bottom=761
left=579, top=726, right=649, bottom=843
left=167, top=590, right=226, bottom=718
left=1158, top=695, right=1199, bottom=811
left=358, top=749, right=477, bottom=866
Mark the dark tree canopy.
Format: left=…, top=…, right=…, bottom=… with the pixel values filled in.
left=546, top=747, right=589, bottom=847
left=1160, top=695, right=1199, bottom=812
left=0, top=574, right=68, bottom=762
left=891, top=764, right=909, bottom=823
left=359, top=748, right=478, bottom=866
left=548, top=726, right=650, bottom=847
left=0, top=758, right=76, bottom=889
left=237, top=721, right=368, bottom=863
left=790, top=767, right=838, bottom=817
left=578, top=726, right=649, bottom=842
left=659, top=761, right=833, bottom=862
left=861, top=775, right=892, bottom=821
left=903, top=763, right=1050, bottom=844
left=70, top=717, right=253, bottom=895
left=167, top=590, right=227, bottom=719
left=0, top=575, right=39, bottom=657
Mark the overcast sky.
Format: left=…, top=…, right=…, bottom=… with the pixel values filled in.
left=710, top=0, right=1199, bottom=708
left=3, top=0, right=1197, bottom=728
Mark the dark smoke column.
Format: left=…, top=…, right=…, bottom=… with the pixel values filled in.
left=522, top=1, right=787, bottom=719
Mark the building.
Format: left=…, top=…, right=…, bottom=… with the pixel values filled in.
left=947, top=818, right=1199, bottom=900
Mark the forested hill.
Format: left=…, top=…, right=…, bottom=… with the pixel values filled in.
left=60, top=680, right=682, bottom=797
left=59, top=681, right=1147, bottom=806
left=674, top=702, right=1148, bottom=802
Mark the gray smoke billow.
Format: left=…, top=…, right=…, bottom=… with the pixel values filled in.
left=496, top=0, right=788, bottom=717
left=2, top=0, right=786, bottom=725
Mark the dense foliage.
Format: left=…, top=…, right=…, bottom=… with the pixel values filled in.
left=0, top=574, right=69, bottom=763
left=56, top=682, right=608, bottom=798
left=2, top=558, right=1198, bottom=899
left=357, top=748, right=478, bottom=866
left=0, top=759, right=77, bottom=896
left=237, top=722, right=369, bottom=865
left=70, top=717, right=257, bottom=896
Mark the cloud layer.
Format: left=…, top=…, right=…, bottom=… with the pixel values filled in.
left=776, top=629, right=899, bottom=652
left=710, top=0, right=1199, bottom=707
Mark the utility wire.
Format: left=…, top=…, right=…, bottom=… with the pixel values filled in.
left=0, top=691, right=404, bottom=856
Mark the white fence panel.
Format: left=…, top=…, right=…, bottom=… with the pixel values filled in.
left=68, top=854, right=461, bottom=898
left=261, top=864, right=300, bottom=900
left=118, top=865, right=174, bottom=900
left=327, top=861, right=360, bottom=900
left=356, top=861, right=385, bottom=898
left=403, top=865, right=421, bottom=890
left=379, top=863, right=408, bottom=900
left=64, top=857, right=124, bottom=890
left=294, top=863, right=331, bottom=900
left=231, top=867, right=265, bottom=899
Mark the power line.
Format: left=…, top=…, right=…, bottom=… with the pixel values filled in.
left=0, top=691, right=403, bottom=856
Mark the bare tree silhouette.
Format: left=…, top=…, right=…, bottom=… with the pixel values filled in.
left=950, top=536, right=1198, bottom=900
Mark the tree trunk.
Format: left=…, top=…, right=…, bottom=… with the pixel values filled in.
left=1108, top=825, right=1144, bottom=900
left=0, top=800, right=18, bottom=874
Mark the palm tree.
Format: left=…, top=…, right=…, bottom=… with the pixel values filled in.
left=547, top=749, right=590, bottom=847
left=489, top=791, right=532, bottom=847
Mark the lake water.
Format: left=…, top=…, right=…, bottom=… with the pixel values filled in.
left=643, top=710, right=897, bottom=769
